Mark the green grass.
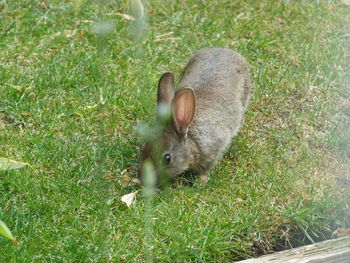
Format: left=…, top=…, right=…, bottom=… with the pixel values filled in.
left=1, top=0, right=350, bottom=262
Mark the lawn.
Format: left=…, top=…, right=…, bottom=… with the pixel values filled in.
left=1, top=0, right=350, bottom=262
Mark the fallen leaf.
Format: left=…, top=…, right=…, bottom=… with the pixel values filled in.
left=332, top=228, right=350, bottom=238
left=341, top=0, right=350, bottom=5
left=120, top=175, right=131, bottom=185
left=120, top=175, right=141, bottom=186
left=0, top=220, right=16, bottom=242
left=0, top=158, right=28, bottom=170
left=121, top=190, right=140, bottom=207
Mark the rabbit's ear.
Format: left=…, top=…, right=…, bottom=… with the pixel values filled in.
left=172, top=88, right=196, bottom=137
left=157, top=72, right=174, bottom=105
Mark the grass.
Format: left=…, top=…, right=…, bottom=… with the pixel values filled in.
left=1, top=0, right=350, bottom=262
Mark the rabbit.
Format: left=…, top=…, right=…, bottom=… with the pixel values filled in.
left=138, top=47, right=252, bottom=184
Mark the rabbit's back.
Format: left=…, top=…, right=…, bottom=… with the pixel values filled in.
left=178, top=48, right=252, bottom=169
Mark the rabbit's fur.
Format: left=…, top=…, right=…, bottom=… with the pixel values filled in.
left=139, top=47, right=252, bottom=183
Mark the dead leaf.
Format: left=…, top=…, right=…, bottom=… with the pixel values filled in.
left=332, top=228, right=350, bottom=238
left=120, top=175, right=141, bottom=186
left=341, top=0, right=350, bottom=5
left=121, top=190, right=140, bottom=207
left=132, top=178, right=141, bottom=185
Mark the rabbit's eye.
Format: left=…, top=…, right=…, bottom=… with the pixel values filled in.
left=163, top=153, right=171, bottom=165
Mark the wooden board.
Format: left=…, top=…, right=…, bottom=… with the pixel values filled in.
left=237, top=237, right=350, bottom=263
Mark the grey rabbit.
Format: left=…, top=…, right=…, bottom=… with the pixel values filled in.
left=139, top=47, right=252, bottom=184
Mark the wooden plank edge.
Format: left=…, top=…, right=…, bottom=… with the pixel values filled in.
left=236, top=236, right=350, bottom=263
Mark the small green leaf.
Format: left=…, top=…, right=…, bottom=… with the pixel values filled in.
left=0, top=220, right=15, bottom=242
left=0, top=157, right=28, bottom=170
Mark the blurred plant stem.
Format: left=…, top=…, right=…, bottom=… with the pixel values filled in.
left=142, top=161, right=156, bottom=263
